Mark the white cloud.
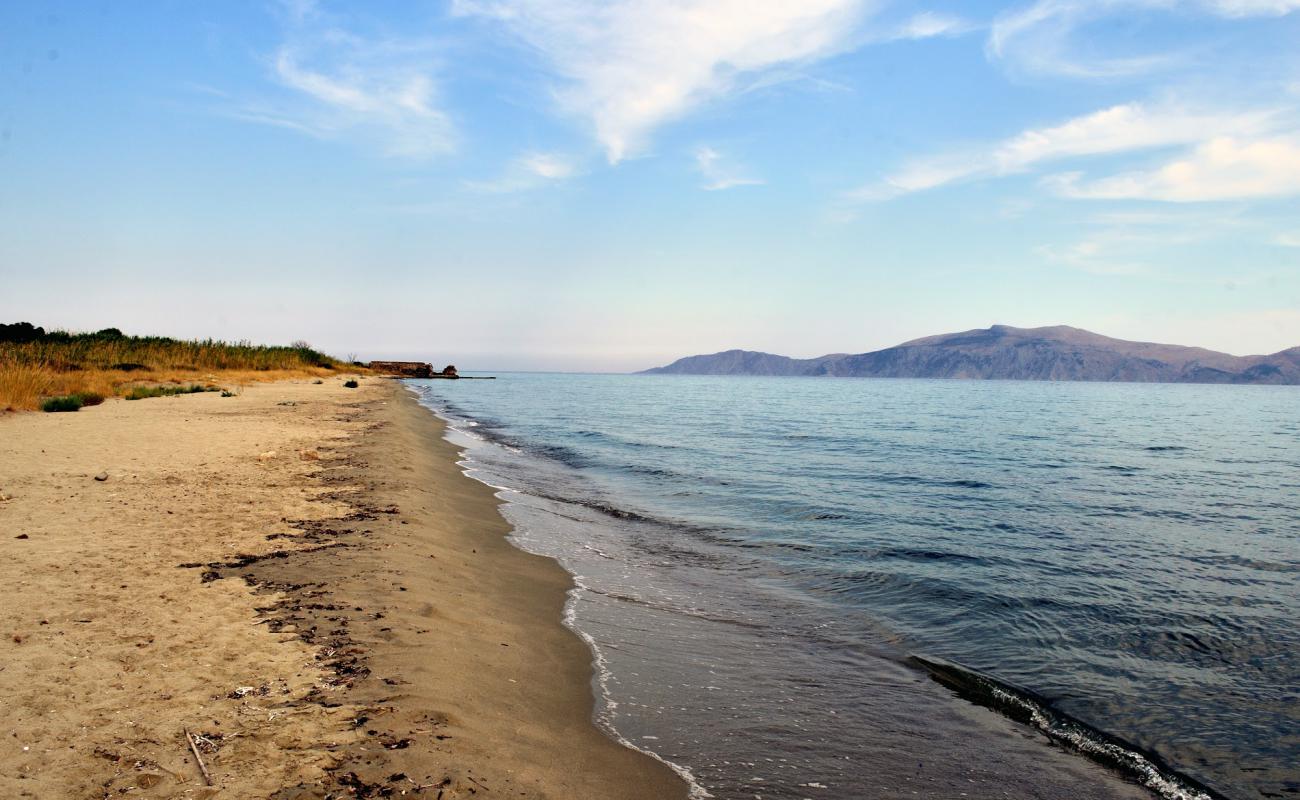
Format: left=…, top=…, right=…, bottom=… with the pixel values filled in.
left=464, top=151, right=579, bottom=192
left=518, top=152, right=576, bottom=180
left=1047, top=136, right=1300, bottom=201
left=988, top=1, right=1177, bottom=79
left=989, top=0, right=1300, bottom=79
left=694, top=146, right=763, bottom=190
left=1202, top=0, right=1300, bottom=16
left=453, top=0, right=873, bottom=162
left=891, top=11, right=971, bottom=40
left=1276, top=232, right=1300, bottom=246
left=851, top=102, right=1279, bottom=199
left=231, top=4, right=454, bottom=158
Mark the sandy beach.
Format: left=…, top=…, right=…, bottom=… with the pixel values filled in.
left=0, top=378, right=687, bottom=799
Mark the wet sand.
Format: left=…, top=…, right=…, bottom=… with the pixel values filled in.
left=0, top=378, right=687, bottom=798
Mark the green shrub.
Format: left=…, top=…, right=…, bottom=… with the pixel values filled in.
left=125, top=384, right=216, bottom=400
left=42, top=395, right=84, bottom=412
left=40, top=391, right=105, bottom=412
left=343, top=379, right=359, bottom=388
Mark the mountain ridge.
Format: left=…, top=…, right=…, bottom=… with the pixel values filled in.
left=638, top=325, right=1300, bottom=385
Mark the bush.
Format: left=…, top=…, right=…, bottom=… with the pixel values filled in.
left=39, top=391, right=104, bottom=412
left=343, top=379, right=359, bottom=388
left=0, top=322, right=46, bottom=344
left=125, top=384, right=215, bottom=400
left=42, top=395, right=84, bottom=412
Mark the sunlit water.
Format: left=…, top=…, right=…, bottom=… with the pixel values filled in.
left=410, top=374, right=1299, bottom=800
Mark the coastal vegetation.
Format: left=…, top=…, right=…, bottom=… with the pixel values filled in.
left=40, top=392, right=104, bottom=413
left=124, top=384, right=218, bottom=401
left=0, top=322, right=354, bottom=412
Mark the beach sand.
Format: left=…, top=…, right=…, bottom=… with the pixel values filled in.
left=0, top=378, right=688, bottom=799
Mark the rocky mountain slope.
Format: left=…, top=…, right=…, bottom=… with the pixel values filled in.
left=640, top=325, right=1300, bottom=384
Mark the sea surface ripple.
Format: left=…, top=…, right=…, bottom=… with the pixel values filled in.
left=411, top=374, right=1299, bottom=800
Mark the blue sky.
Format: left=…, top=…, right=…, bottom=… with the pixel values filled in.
left=2, top=0, right=1298, bottom=370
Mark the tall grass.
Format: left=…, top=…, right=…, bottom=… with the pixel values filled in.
left=5, top=336, right=338, bottom=373
left=0, top=358, right=52, bottom=412
left=1, top=326, right=356, bottom=412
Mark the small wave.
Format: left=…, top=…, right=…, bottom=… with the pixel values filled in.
left=910, top=656, right=1224, bottom=800
left=575, top=429, right=685, bottom=451
left=808, top=511, right=851, bottom=521
left=1144, top=445, right=1189, bottom=452
left=872, top=474, right=995, bottom=489
left=562, top=583, right=714, bottom=799
left=874, top=547, right=986, bottom=565
left=582, top=586, right=773, bottom=632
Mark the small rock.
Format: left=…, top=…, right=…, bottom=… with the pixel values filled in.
left=15, top=534, right=29, bottom=540
left=299, top=450, right=320, bottom=461
left=94, top=472, right=108, bottom=482
left=258, top=451, right=277, bottom=461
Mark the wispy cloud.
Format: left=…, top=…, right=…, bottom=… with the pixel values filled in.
left=464, top=151, right=579, bottom=192
left=988, top=1, right=1180, bottom=79
left=988, top=0, right=1300, bottom=79
left=1038, top=208, right=1243, bottom=275
left=1038, top=238, right=1154, bottom=276
left=694, top=146, right=763, bottom=190
left=230, top=3, right=454, bottom=158
left=1047, top=135, right=1300, bottom=201
left=452, top=0, right=874, bottom=162
left=890, top=11, right=974, bottom=41
left=850, top=102, right=1280, bottom=199
left=1201, top=0, right=1300, bottom=17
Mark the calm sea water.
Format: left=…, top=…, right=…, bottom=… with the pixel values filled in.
left=409, top=374, right=1299, bottom=800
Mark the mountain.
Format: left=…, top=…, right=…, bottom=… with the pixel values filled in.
left=639, top=325, right=1300, bottom=384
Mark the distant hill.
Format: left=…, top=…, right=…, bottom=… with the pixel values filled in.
left=639, top=325, right=1300, bottom=384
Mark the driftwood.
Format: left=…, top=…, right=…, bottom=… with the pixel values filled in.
left=184, top=728, right=212, bottom=786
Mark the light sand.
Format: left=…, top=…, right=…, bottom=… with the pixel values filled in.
left=0, top=379, right=687, bottom=798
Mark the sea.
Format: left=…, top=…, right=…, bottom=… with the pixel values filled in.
left=408, top=373, right=1299, bottom=800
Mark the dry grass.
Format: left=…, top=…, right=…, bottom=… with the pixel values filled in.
left=0, top=359, right=53, bottom=412
left=1, top=333, right=365, bottom=412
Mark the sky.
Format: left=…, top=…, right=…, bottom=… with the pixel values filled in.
left=1, top=0, right=1299, bottom=371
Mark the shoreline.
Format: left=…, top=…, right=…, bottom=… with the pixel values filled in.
left=431, top=386, right=1218, bottom=800
left=0, top=378, right=687, bottom=798
left=414, top=377, right=1192, bottom=800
